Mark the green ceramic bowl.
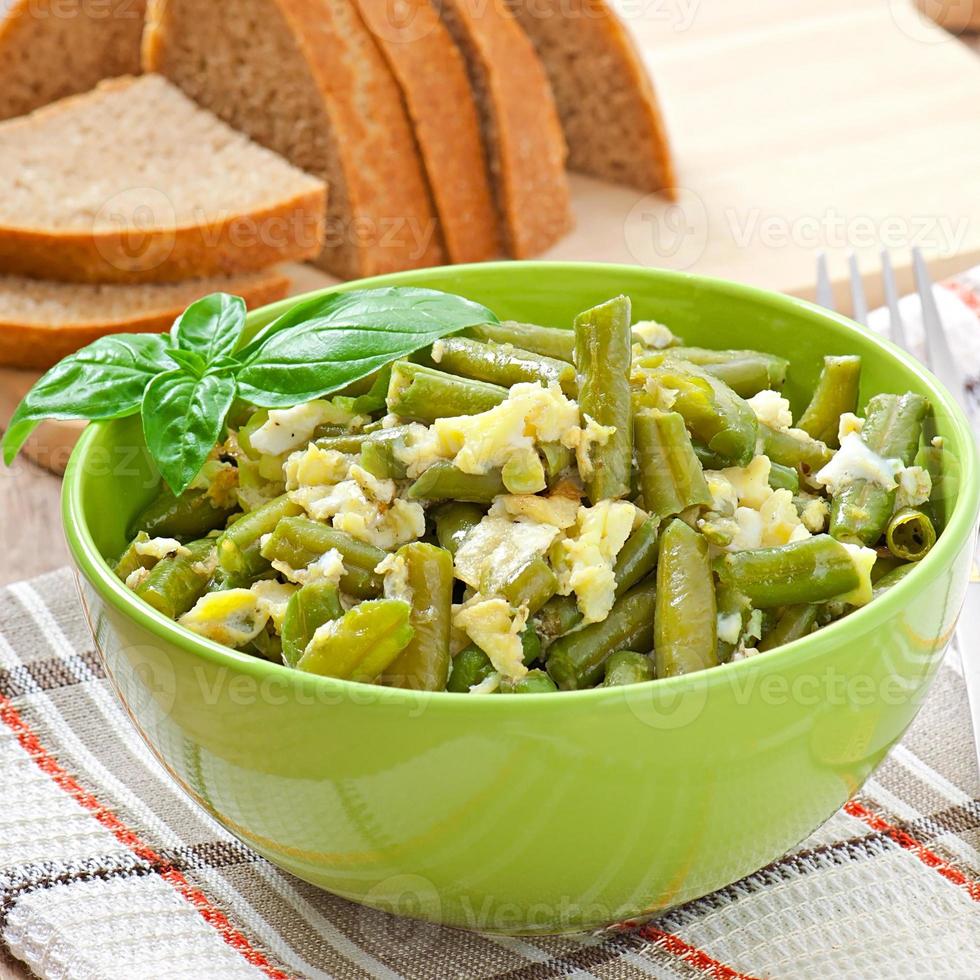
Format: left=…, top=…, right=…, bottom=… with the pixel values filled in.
left=63, top=262, right=979, bottom=935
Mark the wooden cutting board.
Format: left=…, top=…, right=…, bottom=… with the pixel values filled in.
left=4, top=0, right=979, bottom=474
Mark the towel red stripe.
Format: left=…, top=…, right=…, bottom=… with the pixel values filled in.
left=0, top=693, right=292, bottom=980
left=637, top=926, right=763, bottom=980
left=845, top=799, right=980, bottom=902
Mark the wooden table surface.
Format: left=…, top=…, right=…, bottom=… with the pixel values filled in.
left=0, top=19, right=977, bottom=980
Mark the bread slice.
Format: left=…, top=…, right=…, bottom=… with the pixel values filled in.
left=0, top=75, right=326, bottom=284
left=0, top=0, right=147, bottom=121
left=0, top=270, right=290, bottom=370
left=435, top=0, right=572, bottom=258
left=350, top=0, right=501, bottom=264
left=502, top=0, right=675, bottom=195
left=143, top=0, right=446, bottom=279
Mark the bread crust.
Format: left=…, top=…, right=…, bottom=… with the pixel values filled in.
left=145, top=0, right=446, bottom=279
left=351, top=0, right=502, bottom=265
left=439, top=0, right=573, bottom=258
left=503, top=0, right=676, bottom=197
left=0, top=272, right=291, bottom=369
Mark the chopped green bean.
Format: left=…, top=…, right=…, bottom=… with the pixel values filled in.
left=500, top=557, right=558, bottom=614
left=872, top=562, right=915, bottom=599
left=759, top=423, right=833, bottom=481
left=464, top=320, right=575, bottom=363
left=767, top=461, right=800, bottom=493
left=447, top=645, right=496, bottom=692
left=886, top=507, right=936, bottom=562
left=406, top=461, right=506, bottom=503
left=130, top=486, right=236, bottom=541
left=575, top=295, right=633, bottom=502
left=499, top=670, right=558, bottom=694
left=387, top=361, right=507, bottom=422
left=431, top=336, right=576, bottom=394
left=135, top=538, right=215, bottom=619
left=655, top=519, right=717, bottom=677
left=281, top=581, right=343, bottom=667
left=217, top=495, right=303, bottom=577
left=797, top=355, right=861, bottom=448
left=602, top=651, right=655, bottom=687
left=546, top=580, right=656, bottom=691
left=637, top=348, right=789, bottom=397
left=433, top=501, right=486, bottom=555
left=634, top=408, right=710, bottom=518
left=114, top=532, right=154, bottom=581
left=758, top=604, right=819, bottom=652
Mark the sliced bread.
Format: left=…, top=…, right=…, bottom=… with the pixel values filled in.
left=351, top=0, right=501, bottom=264
left=0, top=0, right=147, bottom=121
left=143, top=0, right=446, bottom=279
left=0, top=75, right=326, bottom=284
left=0, top=270, right=291, bottom=370
left=502, top=0, right=676, bottom=195
left=436, top=0, right=573, bottom=258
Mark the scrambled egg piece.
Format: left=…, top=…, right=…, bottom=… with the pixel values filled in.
left=284, top=445, right=351, bottom=490
left=562, top=414, right=616, bottom=479
left=759, top=490, right=811, bottom=547
left=134, top=537, right=188, bottom=560
left=631, top=320, right=677, bottom=348
left=124, top=567, right=150, bottom=590
left=250, top=580, right=298, bottom=631
left=837, top=543, right=877, bottom=607
left=838, top=412, right=864, bottom=442
left=375, top=553, right=413, bottom=605
left=250, top=400, right=353, bottom=456
left=730, top=508, right=764, bottom=550
left=799, top=496, right=829, bottom=533
left=747, top=390, right=793, bottom=431
left=178, top=590, right=269, bottom=647
left=717, top=611, right=743, bottom=645
left=289, top=463, right=426, bottom=551
left=895, top=466, right=932, bottom=510
left=554, top=500, right=638, bottom=623
left=489, top=493, right=580, bottom=529
left=720, top=456, right=772, bottom=510
left=453, top=597, right=528, bottom=680
left=815, top=433, right=903, bottom=495
left=272, top=547, right=346, bottom=588
left=454, top=515, right=560, bottom=593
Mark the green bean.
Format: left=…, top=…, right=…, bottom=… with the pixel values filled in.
left=602, top=651, right=655, bottom=687
left=641, top=361, right=758, bottom=467
left=714, top=534, right=866, bottom=608
left=130, top=486, right=236, bottom=541
left=386, top=361, right=507, bottom=422
left=406, top=461, right=506, bottom=503
left=634, top=409, right=710, bottom=518
left=246, top=624, right=284, bottom=663
left=297, top=599, right=414, bottom=682
left=521, top=626, right=543, bottom=666
left=758, top=604, right=820, bottom=652
left=714, top=584, right=750, bottom=663
left=637, top=348, right=789, bottom=397
left=433, top=501, right=486, bottom=555
left=501, top=557, right=558, bottom=614
left=499, top=670, right=558, bottom=694
left=829, top=393, right=928, bottom=545
left=692, top=442, right=727, bottom=470
left=540, top=442, right=574, bottom=486
left=759, top=423, right=833, bottom=481
left=655, top=519, right=718, bottom=677
left=872, top=562, right=915, bottom=599
left=281, top=581, right=343, bottom=668
left=767, top=461, right=800, bottom=494
left=135, top=538, right=216, bottom=619
left=260, top=517, right=385, bottom=598
left=447, top=645, right=496, bottom=692
left=216, top=495, right=302, bottom=577
left=206, top=567, right=273, bottom=592
left=464, top=320, right=575, bottom=363
left=546, top=580, right=657, bottom=691
left=797, top=355, right=861, bottom=448
left=312, top=425, right=408, bottom=454
left=536, top=516, right=659, bottom=640
left=886, top=507, right=936, bottom=562
left=574, top=295, right=633, bottom=502
left=114, top=532, right=153, bottom=581
left=381, top=543, right=454, bottom=691
left=359, top=438, right=408, bottom=480
left=431, top=336, right=576, bottom=395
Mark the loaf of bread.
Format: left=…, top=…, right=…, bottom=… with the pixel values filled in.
left=0, top=75, right=326, bottom=284
left=504, top=0, right=676, bottom=195
left=0, top=270, right=291, bottom=369
left=0, top=0, right=147, bottom=121
left=143, top=0, right=446, bottom=279
left=438, top=0, right=573, bottom=257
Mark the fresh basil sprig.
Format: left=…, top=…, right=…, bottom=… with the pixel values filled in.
left=2, top=286, right=497, bottom=495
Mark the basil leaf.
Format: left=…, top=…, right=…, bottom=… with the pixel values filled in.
left=141, top=370, right=237, bottom=496
left=165, top=347, right=207, bottom=378
left=171, top=292, right=247, bottom=364
left=236, top=287, right=497, bottom=407
left=2, top=333, right=170, bottom=465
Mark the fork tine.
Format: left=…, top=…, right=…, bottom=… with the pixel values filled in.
left=880, top=250, right=910, bottom=352
left=815, top=252, right=835, bottom=310
left=912, top=247, right=968, bottom=414
left=848, top=253, right=869, bottom=325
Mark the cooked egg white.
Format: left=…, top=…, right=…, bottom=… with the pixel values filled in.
left=747, top=390, right=793, bottom=431
left=134, top=536, right=188, bottom=560
left=375, top=553, right=413, bottom=605
left=631, top=320, right=676, bottom=348
left=178, top=590, right=269, bottom=647
left=283, top=444, right=351, bottom=490
left=250, top=580, right=298, bottom=631
left=814, top=432, right=903, bottom=495
left=251, top=400, right=353, bottom=457
left=454, top=514, right=561, bottom=593
left=895, top=466, right=932, bottom=510
left=453, top=597, right=528, bottom=680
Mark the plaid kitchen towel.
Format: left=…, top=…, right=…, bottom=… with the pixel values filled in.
left=1, top=569, right=979, bottom=980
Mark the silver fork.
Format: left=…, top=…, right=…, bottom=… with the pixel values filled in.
left=817, top=248, right=980, bottom=777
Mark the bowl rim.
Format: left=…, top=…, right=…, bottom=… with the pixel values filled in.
left=62, top=260, right=980, bottom=708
